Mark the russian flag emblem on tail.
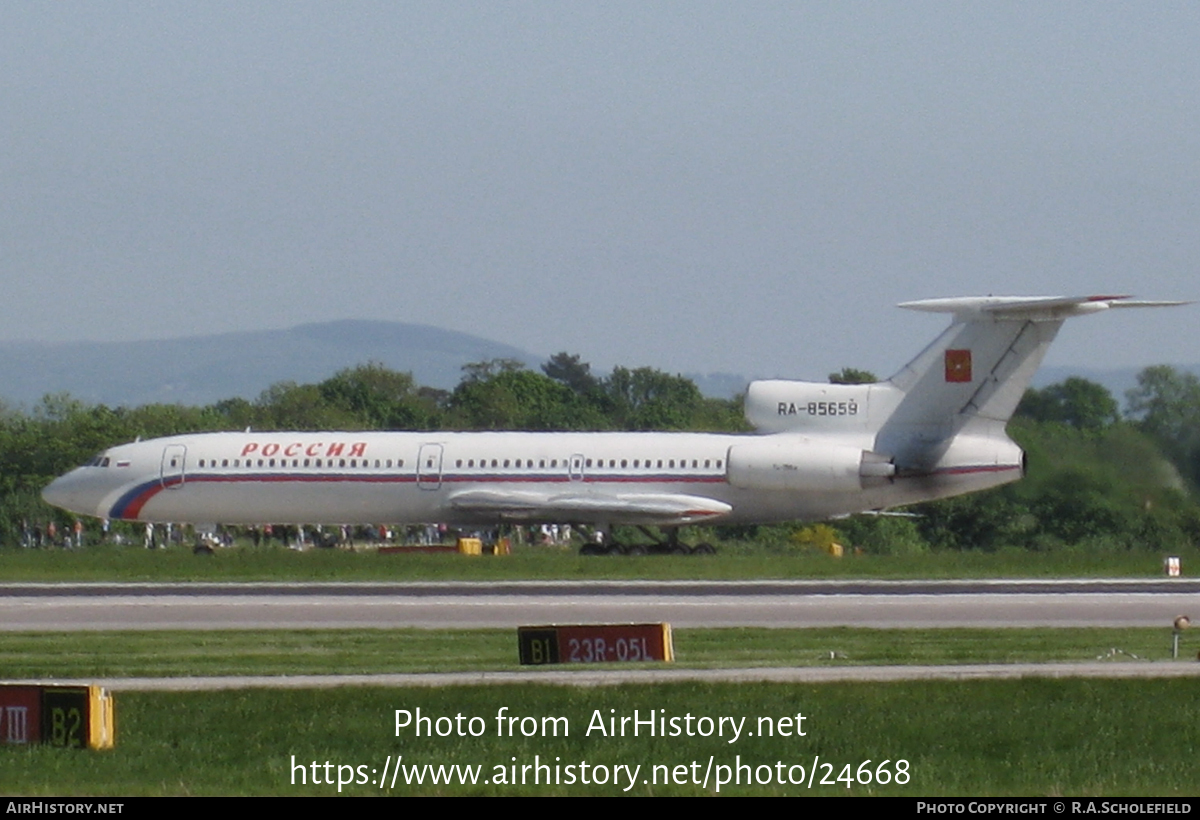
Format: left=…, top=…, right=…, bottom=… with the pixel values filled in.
left=944, top=349, right=972, bottom=382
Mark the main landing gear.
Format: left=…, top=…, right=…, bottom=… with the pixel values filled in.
left=578, top=526, right=717, bottom=556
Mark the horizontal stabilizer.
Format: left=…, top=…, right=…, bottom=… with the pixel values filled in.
left=448, top=488, right=732, bottom=525
left=899, top=295, right=1190, bottom=321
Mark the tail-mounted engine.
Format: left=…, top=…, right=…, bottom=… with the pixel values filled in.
left=726, top=438, right=895, bottom=493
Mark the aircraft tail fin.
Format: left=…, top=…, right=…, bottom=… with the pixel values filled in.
left=742, top=295, right=1187, bottom=471
left=876, top=294, right=1189, bottom=468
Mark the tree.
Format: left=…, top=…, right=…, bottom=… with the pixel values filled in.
left=1126, top=366, right=1200, bottom=443
left=542, top=352, right=599, bottom=396
left=253, top=382, right=360, bottom=430
left=828, top=367, right=878, bottom=385
left=447, top=368, right=592, bottom=430
left=603, top=367, right=704, bottom=430
left=460, top=358, right=527, bottom=384
left=211, top=397, right=257, bottom=429
left=1016, top=377, right=1119, bottom=429
left=319, top=362, right=436, bottom=430
left=1125, top=365, right=1200, bottom=487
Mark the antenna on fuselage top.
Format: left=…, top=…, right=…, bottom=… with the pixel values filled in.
left=245, top=427, right=252, bottom=433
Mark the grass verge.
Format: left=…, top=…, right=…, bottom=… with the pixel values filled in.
left=2, top=542, right=1197, bottom=582
left=2, top=680, right=1198, bottom=796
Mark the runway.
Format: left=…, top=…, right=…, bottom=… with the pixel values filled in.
left=2, top=579, right=1197, bottom=630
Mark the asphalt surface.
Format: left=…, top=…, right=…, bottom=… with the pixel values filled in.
left=1, top=579, right=1197, bottom=630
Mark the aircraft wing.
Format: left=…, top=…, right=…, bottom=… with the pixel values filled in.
left=447, top=488, right=732, bottom=525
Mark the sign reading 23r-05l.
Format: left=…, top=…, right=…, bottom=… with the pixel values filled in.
left=777, top=401, right=859, bottom=417
left=517, top=624, right=674, bottom=665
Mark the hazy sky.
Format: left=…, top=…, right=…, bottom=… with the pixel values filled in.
left=2, top=3, right=1197, bottom=381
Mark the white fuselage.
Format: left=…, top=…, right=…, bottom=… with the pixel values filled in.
left=42, top=429, right=1021, bottom=527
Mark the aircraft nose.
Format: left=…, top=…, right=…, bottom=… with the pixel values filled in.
left=42, top=470, right=98, bottom=517
left=41, top=475, right=69, bottom=509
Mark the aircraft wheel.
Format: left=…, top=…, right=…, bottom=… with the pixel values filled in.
left=579, top=544, right=603, bottom=556
left=605, top=544, right=624, bottom=556
left=671, top=545, right=690, bottom=555
left=626, top=544, right=648, bottom=556
left=691, top=542, right=716, bottom=555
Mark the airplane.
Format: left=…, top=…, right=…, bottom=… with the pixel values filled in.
left=41, top=295, right=1186, bottom=550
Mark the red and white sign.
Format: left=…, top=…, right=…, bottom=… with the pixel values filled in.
left=0, top=687, right=40, bottom=745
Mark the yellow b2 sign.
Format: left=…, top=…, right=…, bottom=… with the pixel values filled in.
left=0, top=685, right=114, bottom=750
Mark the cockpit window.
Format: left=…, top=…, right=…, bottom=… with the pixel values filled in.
left=85, top=454, right=111, bottom=468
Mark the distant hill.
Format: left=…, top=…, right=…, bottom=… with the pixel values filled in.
left=0, top=321, right=541, bottom=409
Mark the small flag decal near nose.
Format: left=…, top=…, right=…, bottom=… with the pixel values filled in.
left=945, top=349, right=972, bottom=382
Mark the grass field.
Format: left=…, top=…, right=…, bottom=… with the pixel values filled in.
left=3, top=680, right=1198, bottom=796
left=2, top=541, right=1196, bottom=581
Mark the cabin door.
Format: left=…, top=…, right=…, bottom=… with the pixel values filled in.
left=417, top=443, right=444, bottom=490
left=160, top=444, right=187, bottom=490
